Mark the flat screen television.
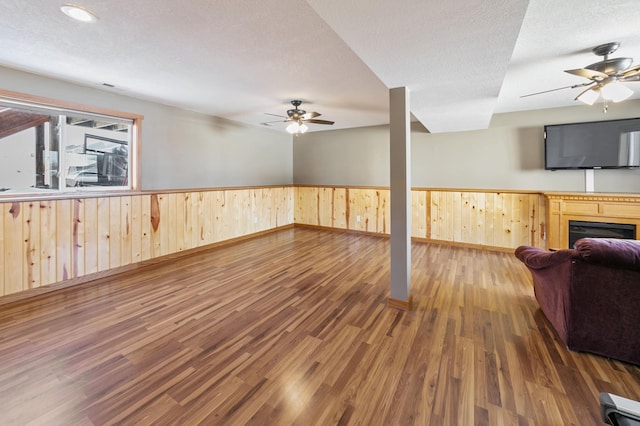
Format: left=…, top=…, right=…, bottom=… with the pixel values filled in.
left=544, top=117, right=640, bottom=170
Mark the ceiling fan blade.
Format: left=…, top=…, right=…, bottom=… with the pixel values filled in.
left=620, top=74, right=640, bottom=82
left=260, top=119, right=287, bottom=125
left=564, top=68, right=608, bottom=80
left=303, top=119, right=334, bottom=125
left=264, top=112, right=287, bottom=118
left=520, top=82, right=592, bottom=98
left=301, top=111, right=321, bottom=120
left=622, top=64, right=640, bottom=76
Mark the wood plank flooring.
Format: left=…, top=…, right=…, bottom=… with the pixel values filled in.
left=0, top=227, right=639, bottom=425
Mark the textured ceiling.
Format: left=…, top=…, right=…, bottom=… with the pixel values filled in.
left=0, top=0, right=639, bottom=134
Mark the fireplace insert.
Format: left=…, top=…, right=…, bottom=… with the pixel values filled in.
left=568, top=220, right=636, bottom=248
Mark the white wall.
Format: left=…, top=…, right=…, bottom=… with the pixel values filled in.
left=294, top=100, right=640, bottom=193
left=0, top=128, right=35, bottom=189
left=0, top=66, right=293, bottom=190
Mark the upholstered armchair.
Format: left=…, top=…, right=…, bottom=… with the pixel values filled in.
left=515, top=238, right=640, bottom=366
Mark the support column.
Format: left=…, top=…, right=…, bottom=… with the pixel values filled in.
left=388, top=87, right=412, bottom=310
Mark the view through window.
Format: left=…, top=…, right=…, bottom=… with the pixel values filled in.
left=0, top=99, right=134, bottom=195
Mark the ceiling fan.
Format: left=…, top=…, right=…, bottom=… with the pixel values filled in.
left=522, top=42, right=640, bottom=110
left=262, top=100, right=334, bottom=134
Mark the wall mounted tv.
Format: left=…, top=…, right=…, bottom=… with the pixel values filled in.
left=544, top=117, right=640, bottom=170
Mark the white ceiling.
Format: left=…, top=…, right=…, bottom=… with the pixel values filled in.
left=1, top=0, right=639, bottom=134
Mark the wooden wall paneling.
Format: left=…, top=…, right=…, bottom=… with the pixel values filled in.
left=72, top=199, right=84, bottom=279
left=452, top=191, right=463, bottom=243
left=348, top=188, right=378, bottom=233
left=347, top=189, right=361, bottom=231
left=23, top=201, right=40, bottom=290
left=272, top=187, right=283, bottom=228
left=483, top=194, right=495, bottom=248
left=294, top=187, right=319, bottom=226
left=150, top=194, right=162, bottom=259
left=430, top=191, right=441, bottom=241
left=502, top=193, right=515, bottom=249
left=130, top=195, right=142, bottom=264
left=524, top=195, right=535, bottom=247
left=197, top=192, right=208, bottom=246
left=494, top=193, right=508, bottom=249
left=444, top=191, right=453, bottom=242
left=509, top=193, right=522, bottom=248
left=229, top=190, right=245, bottom=239
left=120, top=196, right=132, bottom=267
left=285, top=186, right=295, bottom=226
left=3, top=203, right=23, bottom=295
left=221, top=190, right=236, bottom=240
left=376, top=189, right=390, bottom=235
left=270, top=187, right=281, bottom=228
left=157, top=194, right=171, bottom=256
left=222, top=190, right=235, bottom=240
left=109, top=196, right=122, bottom=269
left=517, top=195, right=528, bottom=247
left=84, top=198, right=98, bottom=275
left=250, top=188, right=262, bottom=233
left=317, top=187, right=334, bottom=228
left=203, top=191, right=214, bottom=245
left=189, top=192, right=200, bottom=249
left=271, top=187, right=280, bottom=228
left=166, top=193, right=177, bottom=254
left=530, top=194, right=543, bottom=247
left=436, top=191, right=452, bottom=242
left=252, top=189, right=261, bottom=232
left=261, top=188, right=272, bottom=232
left=243, top=189, right=254, bottom=236
left=213, top=191, right=225, bottom=243
left=332, top=187, right=347, bottom=229
left=97, top=197, right=111, bottom=272
left=425, top=190, right=432, bottom=240
left=266, top=187, right=278, bottom=230
left=40, top=200, right=57, bottom=285
left=412, top=190, right=428, bottom=239
left=55, top=199, right=72, bottom=282
left=460, top=191, right=471, bottom=244
left=537, top=195, right=546, bottom=249
left=472, top=192, right=486, bottom=246
left=176, top=193, right=186, bottom=252
left=140, top=195, right=151, bottom=260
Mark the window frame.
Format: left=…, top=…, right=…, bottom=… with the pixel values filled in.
left=0, top=89, right=143, bottom=199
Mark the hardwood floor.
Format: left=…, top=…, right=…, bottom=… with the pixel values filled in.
left=0, top=228, right=639, bottom=425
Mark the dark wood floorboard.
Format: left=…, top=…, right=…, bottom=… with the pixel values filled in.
left=0, top=228, right=638, bottom=425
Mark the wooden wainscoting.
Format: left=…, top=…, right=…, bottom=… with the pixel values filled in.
left=0, top=186, right=293, bottom=297
left=294, top=186, right=546, bottom=251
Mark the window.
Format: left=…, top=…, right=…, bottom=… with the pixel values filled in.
left=0, top=90, right=141, bottom=196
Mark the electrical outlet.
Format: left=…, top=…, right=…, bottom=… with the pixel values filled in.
left=253, top=217, right=258, bottom=224
left=356, top=215, right=361, bottom=222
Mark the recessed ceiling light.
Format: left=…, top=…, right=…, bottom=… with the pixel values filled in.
left=60, top=4, right=98, bottom=23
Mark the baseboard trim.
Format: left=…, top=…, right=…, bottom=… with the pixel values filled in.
left=388, top=296, right=414, bottom=311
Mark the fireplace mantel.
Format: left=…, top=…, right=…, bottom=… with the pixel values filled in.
left=544, top=192, right=640, bottom=249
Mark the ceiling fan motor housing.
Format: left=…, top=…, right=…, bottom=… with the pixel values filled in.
left=586, top=58, right=633, bottom=75
left=287, top=100, right=305, bottom=119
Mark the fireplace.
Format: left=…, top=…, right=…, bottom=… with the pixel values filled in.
left=568, top=220, right=636, bottom=248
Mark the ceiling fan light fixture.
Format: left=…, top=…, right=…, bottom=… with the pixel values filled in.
left=60, top=4, right=98, bottom=22
left=286, top=122, right=300, bottom=134
left=576, top=88, right=600, bottom=105
left=298, top=123, right=308, bottom=134
left=601, top=82, right=633, bottom=102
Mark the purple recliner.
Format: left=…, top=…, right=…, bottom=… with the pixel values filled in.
left=515, top=238, right=640, bottom=366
